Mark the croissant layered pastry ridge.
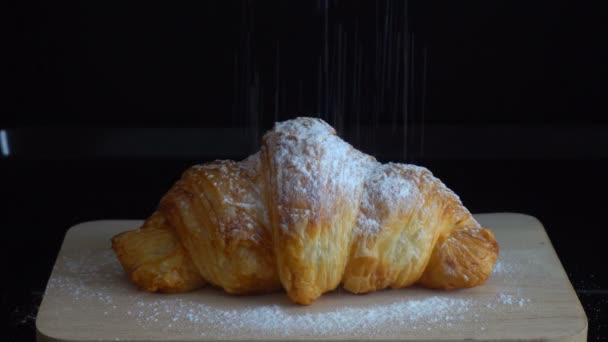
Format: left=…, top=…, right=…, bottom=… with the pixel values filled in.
left=112, top=117, right=499, bottom=305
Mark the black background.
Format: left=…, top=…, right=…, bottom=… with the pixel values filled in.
left=3, top=1, right=608, bottom=340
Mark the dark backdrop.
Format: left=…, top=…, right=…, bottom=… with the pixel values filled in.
left=2, top=1, right=607, bottom=340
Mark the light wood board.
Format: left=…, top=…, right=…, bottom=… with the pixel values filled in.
left=36, top=213, right=587, bottom=341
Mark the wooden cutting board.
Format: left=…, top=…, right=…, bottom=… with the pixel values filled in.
left=36, top=213, right=587, bottom=341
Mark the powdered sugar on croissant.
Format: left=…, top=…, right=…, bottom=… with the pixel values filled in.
left=112, top=117, right=499, bottom=305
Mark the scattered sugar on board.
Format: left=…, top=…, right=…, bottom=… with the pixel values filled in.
left=125, top=295, right=475, bottom=337
left=45, top=247, right=536, bottom=338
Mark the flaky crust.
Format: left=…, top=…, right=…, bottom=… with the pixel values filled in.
left=112, top=117, right=499, bottom=305
left=159, top=157, right=282, bottom=294
left=111, top=212, right=205, bottom=293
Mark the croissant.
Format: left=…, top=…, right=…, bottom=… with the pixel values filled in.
left=112, top=117, right=499, bottom=305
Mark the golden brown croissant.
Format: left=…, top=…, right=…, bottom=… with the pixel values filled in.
left=112, top=117, right=499, bottom=305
